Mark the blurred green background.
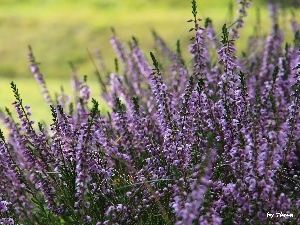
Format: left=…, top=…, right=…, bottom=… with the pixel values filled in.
left=0, top=0, right=299, bottom=130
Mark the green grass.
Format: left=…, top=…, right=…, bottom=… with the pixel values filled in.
left=0, top=76, right=109, bottom=136
left=1, top=0, right=297, bottom=78
left=0, top=0, right=299, bottom=134
left=0, top=0, right=191, bottom=78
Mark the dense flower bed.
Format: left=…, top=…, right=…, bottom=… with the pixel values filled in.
left=0, top=0, right=299, bottom=224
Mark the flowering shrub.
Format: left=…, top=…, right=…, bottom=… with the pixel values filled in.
left=0, top=0, right=300, bottom=224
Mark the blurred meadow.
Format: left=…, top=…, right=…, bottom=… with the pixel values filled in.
left=0, top=0, right=299, bottom=129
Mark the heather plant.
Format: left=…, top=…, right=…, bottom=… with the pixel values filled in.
left=1, top=0, right=300, bottom=224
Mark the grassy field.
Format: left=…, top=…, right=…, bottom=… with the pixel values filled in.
left=0, top=0, right=299, bottom=130
left=1, top=0, right=296, bottom=78
left=0, top=76, right=109, bottom=136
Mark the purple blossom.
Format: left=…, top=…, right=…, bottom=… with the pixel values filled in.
left=0, top=0, right=299, bottom=224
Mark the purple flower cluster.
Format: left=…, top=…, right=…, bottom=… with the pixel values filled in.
left=0, top=0, right=299, bottom=224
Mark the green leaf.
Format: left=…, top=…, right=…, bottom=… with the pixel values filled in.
left=150, top=51, right=160, bottom=75
left=221, top=23, right=229, bottom=45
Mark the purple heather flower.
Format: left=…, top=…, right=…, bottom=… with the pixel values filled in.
left=110, top=34, right=127, bottom=65
left=131, top=42, right=152, bottom=81
left=231, top=0, right=253, bottom=39
left=0, top=218, right=14, bottom=225
left=0, top=200, right=10, bottom=213
left=0, top=1, right=299, bottom=224
left=28, top=47, right=53, bottom=105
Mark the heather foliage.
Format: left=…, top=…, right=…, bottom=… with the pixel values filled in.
left=1, top=0, right=300, bottom=224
